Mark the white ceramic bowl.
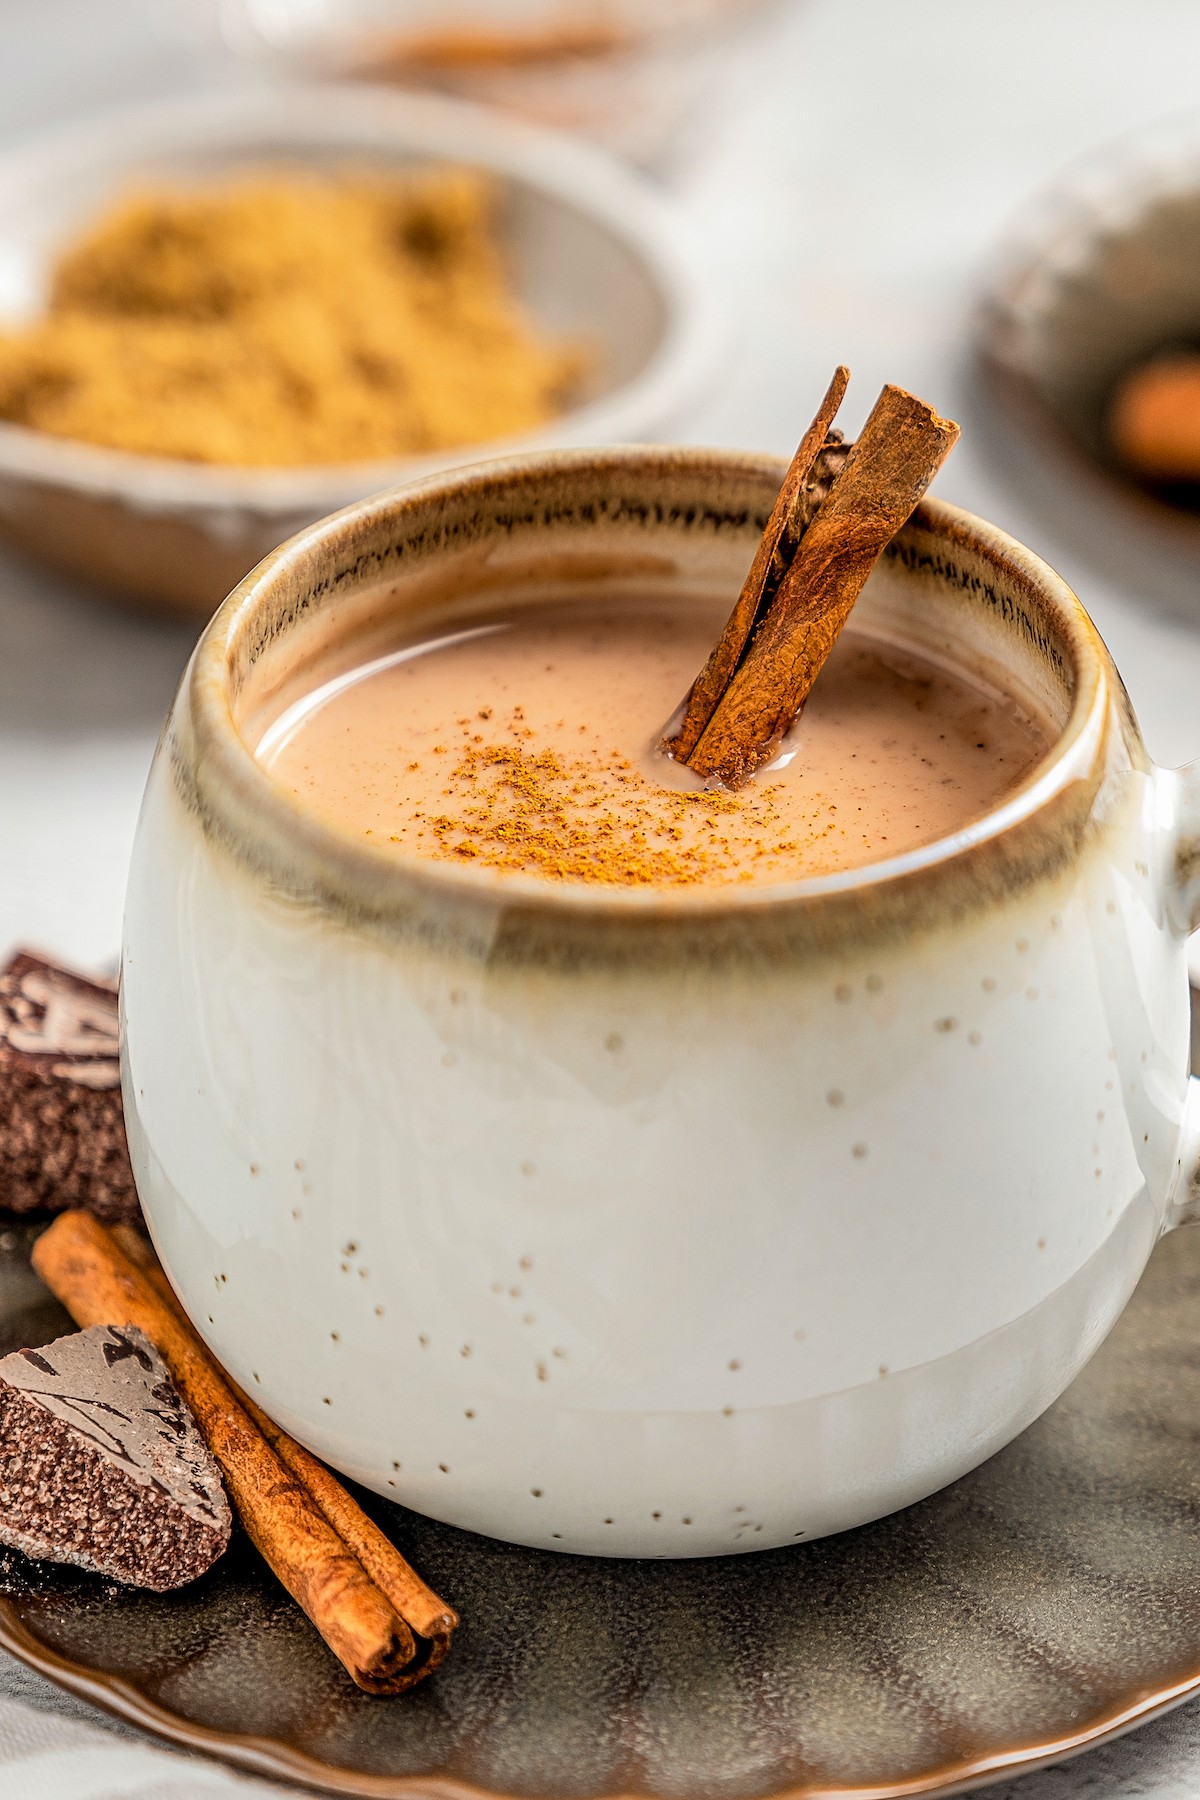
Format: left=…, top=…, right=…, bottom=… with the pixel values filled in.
left=0, top=85, right=711, bottom=615
left=975, top=110, right=1200, bottom=620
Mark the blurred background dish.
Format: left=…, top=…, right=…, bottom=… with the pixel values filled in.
left=0, top=83, right=710, bottom=618
left=974, top=111, right=1200, bottom=622
left=218, top=0, right=783, bottom=166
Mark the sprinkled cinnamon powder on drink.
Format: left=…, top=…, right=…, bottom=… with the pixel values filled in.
left=255, top=598, right=1049, bottom=891
left=416, top=732, right=806, bottom=884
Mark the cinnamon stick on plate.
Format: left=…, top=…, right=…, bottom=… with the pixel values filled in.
left=32, top=1211, right=456, bottom=1694
left=110, top=1222, right=457, bottom=1676
left=665, top=371, right=959, bottom=789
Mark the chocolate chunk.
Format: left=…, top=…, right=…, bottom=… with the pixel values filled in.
left=0, top=1323, right=230, bottom=1590
left=0, top=950, right=139, bottom=1221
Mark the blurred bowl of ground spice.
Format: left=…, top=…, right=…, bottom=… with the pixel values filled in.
left=0, top=86, right=710, bottom=617
left=974, top=111, right=1200, bottom=621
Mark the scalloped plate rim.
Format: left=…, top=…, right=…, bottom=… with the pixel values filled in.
left=2, top=1593, right=1199, bottom=1800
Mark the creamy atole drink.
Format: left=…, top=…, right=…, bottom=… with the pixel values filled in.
left=255, top=596, right=1049, bottom=883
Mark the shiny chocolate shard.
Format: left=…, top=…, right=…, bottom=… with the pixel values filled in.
left=0, top=1323, right=230, bottom=1590
left=0, top=950, right=139, bottom=1220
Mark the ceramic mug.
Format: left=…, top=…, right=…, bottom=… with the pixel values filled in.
left=121, top=448, right=1200, bottom=1559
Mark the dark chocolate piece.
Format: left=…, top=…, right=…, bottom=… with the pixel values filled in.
left=0, top=1323, right=230, bottom=1590
left=0, top=950, right=139, bottom=1221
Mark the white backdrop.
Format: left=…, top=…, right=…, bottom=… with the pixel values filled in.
left=4, top=1, right=1200, bottom=1792
left=4, top=0, right=1200, bottom=970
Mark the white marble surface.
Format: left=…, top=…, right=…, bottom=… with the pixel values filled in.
left=5, top=0, right=1200, bottom=1792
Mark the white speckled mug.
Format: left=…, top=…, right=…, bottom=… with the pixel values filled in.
left=121, top=448, right=1200, bottom=1558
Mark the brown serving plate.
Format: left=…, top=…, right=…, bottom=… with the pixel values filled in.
left=2, top=1204, right=1200, bottom=1798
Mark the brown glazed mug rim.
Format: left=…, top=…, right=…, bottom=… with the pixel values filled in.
left=176, top=446, right=1117, bottom=929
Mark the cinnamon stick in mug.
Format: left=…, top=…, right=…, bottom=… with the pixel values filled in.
left=667, top=375, right=959, bottom=788
left=32, top=1210, right=421, bottom=1694
left=669, top=363, right=851, bottom=764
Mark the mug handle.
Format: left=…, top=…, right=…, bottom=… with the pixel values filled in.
left=1164, top=761, right=1200, bottom=1229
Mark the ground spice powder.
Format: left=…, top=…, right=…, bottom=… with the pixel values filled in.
left=0, top=169, right=582, bottom=465
left=400, top=724, right=809, bottom=885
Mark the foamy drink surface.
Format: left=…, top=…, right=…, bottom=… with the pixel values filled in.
left=255, top=598, right=1049, bottom=887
